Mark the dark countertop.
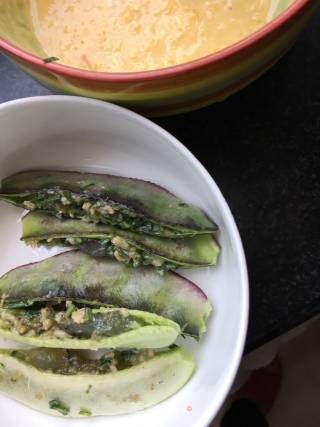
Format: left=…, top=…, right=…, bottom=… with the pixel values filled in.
left=0, top=11, right=319, bottom=353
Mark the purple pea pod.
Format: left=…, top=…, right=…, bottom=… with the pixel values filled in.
left=0, top=170, right=217, bottom=237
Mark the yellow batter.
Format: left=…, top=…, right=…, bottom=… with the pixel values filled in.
left=30, top=0, right=272, bottom=73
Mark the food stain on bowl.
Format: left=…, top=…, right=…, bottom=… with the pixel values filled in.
left=0, top=0, right=318, bottom=115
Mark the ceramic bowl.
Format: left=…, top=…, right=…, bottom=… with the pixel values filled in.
left=0, top=95, right=248, bottom=426
left=0, top=0, right=318, bottom=116
left=0, top=0, right=319, bottom=116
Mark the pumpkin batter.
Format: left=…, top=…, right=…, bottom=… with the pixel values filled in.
left=30, top=0, right=272, bottom=72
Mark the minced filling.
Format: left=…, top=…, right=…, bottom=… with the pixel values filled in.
left=0, top=303, right=145, bottom=340
left=22, top=189, right=184, bottom=237
left=38, top=235, right=178, bottom=274
left=9, top=347, right=155, bottom=375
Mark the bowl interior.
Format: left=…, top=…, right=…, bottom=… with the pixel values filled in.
left=0, top=0, right=297, bottom=72
left=0, top=96, right=248, bottom=427
left=0, top=0, right=45, bottom=57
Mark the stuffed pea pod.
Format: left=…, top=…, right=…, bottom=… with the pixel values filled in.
left=0, top=305, right=180, bottom=350
left=0, top=252, right=212, bottom=339
left=0, top=170, right=217, bottom=237
left=21, top=212, right=220, bottom=272
left=0, top=346, right=194, bottom=417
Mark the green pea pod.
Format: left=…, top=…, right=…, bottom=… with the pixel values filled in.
left=0, top=170, right=217, bottom=237
left=0, top=346, right=195, bottom=417
left=0, top=306, right=180, bottom=350
left=22, top=212, right=220, bottom=272
left=0, top=251, right=212, bottom=339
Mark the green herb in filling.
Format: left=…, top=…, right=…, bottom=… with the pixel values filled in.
left=79, top=408, right=92, bottom=416
left=49, top=399, right=70, bottom=416
left=65, top=301, right=76, bottom=317
left=47, top=236, right=179, bottom=274
left=85, top=384, right=92, bottom=394
left=84, top=308, right=93, bottom=322
left=21, top=189, right=184, bottom=236
left=9, top=347, right=156, bottom=375
left=0, top=304, right=147, bottom=341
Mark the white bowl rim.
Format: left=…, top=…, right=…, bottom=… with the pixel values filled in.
left=0, top=95, right=249, bottom=426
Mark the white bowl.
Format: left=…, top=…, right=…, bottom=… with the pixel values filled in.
left=0, top=96, right=248, bottom=427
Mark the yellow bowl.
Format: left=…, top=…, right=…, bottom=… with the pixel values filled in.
left=0, top=0, right=318, bottom=116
